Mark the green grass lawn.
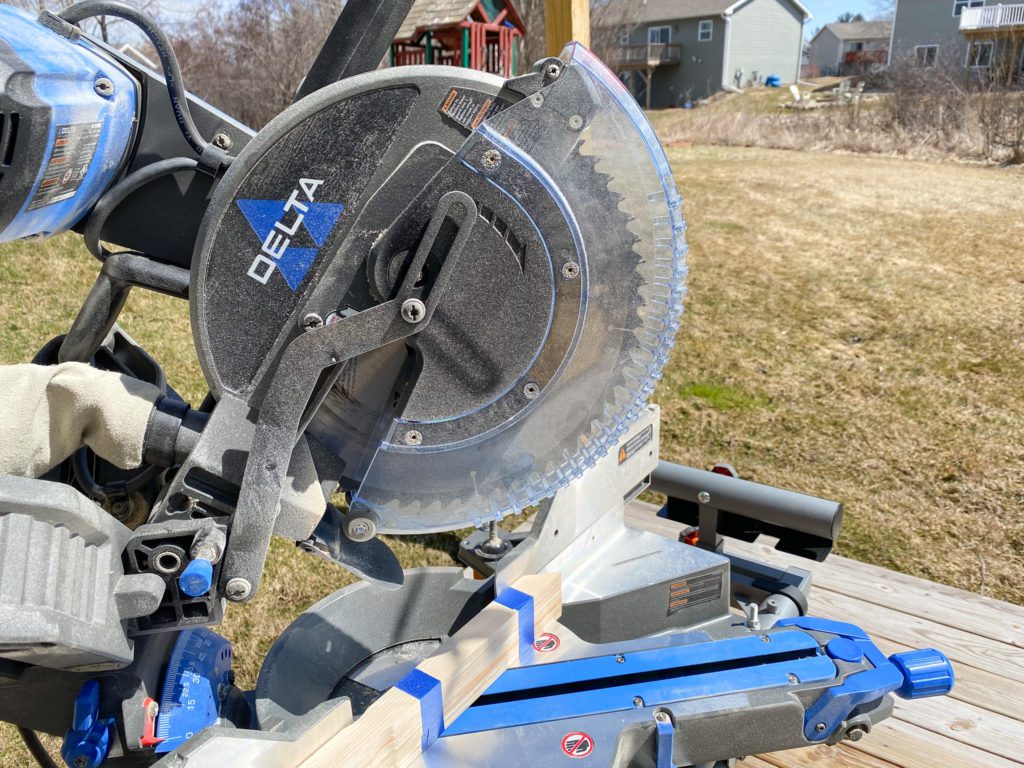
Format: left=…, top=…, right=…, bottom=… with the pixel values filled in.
left=2, top=144, right=1022, bottom=765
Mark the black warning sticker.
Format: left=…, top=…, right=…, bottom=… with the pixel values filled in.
left=27, top=122, right=102, bottom=211
left=438, top=87, right=511, bottom=134
left=618, top=424, right=653, bottom=465
left=667, top=571, right=723, bottom=616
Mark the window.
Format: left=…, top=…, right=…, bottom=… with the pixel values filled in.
left=619, top=28, right=631, bottom=45
left=850, top=41, right=864, bottom=52
left=915, top=44, right=938, bottom=67
left=698, top=19, right=713, bottom=42
left=647, top=26, right=671, bottom=45
left=966, top=40, right=993, bottom=67
left=953, top=0, right=983, bottom=16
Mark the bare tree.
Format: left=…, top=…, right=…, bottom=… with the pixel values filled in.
left=7, top=0, right=160, bottom=44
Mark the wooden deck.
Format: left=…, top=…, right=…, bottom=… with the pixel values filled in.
left=624, top=501, right=1024, bottom=768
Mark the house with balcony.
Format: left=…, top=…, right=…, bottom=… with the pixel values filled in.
left=604, top=0, right=812, bottom=108
left=806, top=21, right=892, bottom=76
left=889, top=0, right=1024, bottom=83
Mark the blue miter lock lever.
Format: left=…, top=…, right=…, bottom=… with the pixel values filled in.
left=776, top=617, right=955, bottom=741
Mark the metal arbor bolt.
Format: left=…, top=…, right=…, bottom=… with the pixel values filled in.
left=561, top=261, right=580, bottom=280
left=401, top=298, right=426, bottom=324
left=345, top=516, right=377, bottom=543
left=93, top=77, right=114, bottom=97
left=404, top=429, right=423, bottom=446
left=697, top=490, right=711, bottom=504
left=225, top=578, right=251, bottom=602
left=481, top=149, right=502, bottom=170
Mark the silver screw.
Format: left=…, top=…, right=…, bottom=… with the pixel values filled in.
left=615, top=654, right=625, bottom=664
left=787, top=673, right=800, bottom=684
left=302, top=313, right=323, bottom=330
left=815, top=722, right=827, bottom=733
left=846, top=725, right=867, bottom=742
left=632, top=696, right=645, bottom=708
left=94, top=77, right=114, bottom=97
left=561, top=261, right=580, bottom=280
left=760, top=634, right=771, bottom=643
left=523, top=381, right=540, bottom=399
left=74, top=757, right=90, bottom=768
left=697, top=490, right=711, bottom=504
left=345, top=516, right=377, bottom=543
left=481, top=149, right=502, bottom=170
left=404, top=429, right=423, bottom=446
left=654, top=711, right=671, bottom=724
left=568, top=114, right=584, bottom=131
left=401, top=298, right=426, bottom=323
left=212, top=132, right=233, bottom=150
left=546, top=63, right=561, bottom=78
left=225, top=578, right=252, bottom=602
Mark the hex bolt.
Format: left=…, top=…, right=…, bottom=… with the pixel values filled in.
left=523, top=381, right=540, bottom=399
left=561, top=261, right=580, bottom=280
left=815, top=722, right=827, bottom=733
left=225, top=578, right=252, bottom=602
left=632, top=696, right=645, bottom=708
left=212, top=132, right=233, bottom=150
left=302, top=312, right=323, bottom=330
left=481, top=149, right=502, bottom=171
left=401, top=298, right=426, bottom=324
left=546, top=63, right=561, bottom=78
left=93, top=77, right=114, bottom=97
left=697, top=490, right=711, bottom=504
left=568, top=114, right=584, bottom=131
left=654, top=711, right=671, bottom=725
left=345, top=515, right=378, bottom=543
left=845, top=725, right=867, bottom=742
left=404, top=429, right=423, bottom=446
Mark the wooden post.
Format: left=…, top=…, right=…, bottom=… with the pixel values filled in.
left=545, top=0, right=590, bottom=56
left=293, top=572, right=563, bottom=768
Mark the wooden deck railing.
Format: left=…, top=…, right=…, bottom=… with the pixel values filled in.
left=609, top=43, right=682, bottom=68
left=960, top=3, right=1024, bottom=31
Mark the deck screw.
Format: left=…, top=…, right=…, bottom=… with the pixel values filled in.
left=523, top=381, right=540, bottom=399
left=815, top=722, right=827, bottom=733
left=94, top=77, right=114, bottom=97
left=561, top=261, right=580, bottom=280
left=481, top=149, right=502, bottom=170
left=404, top=429, right=423, bottom=446
left=225, top=578, right=251, bottom=602
left=212, top=132, right=233, bottom=150
left=632, top=696, right=645, bottom=708
left=697, top=490, right=711, bottom=504
left=401, top=298, right=426, bottom=323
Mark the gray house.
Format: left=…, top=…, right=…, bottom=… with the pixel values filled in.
left=889, top=0, right=1024, bottom=81
left=806, top=21, right=892, bottom=76
left=606, top=0, right=812, bottom=107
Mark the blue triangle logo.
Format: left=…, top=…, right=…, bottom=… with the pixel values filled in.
left=236, top=197, right=345, bottom=291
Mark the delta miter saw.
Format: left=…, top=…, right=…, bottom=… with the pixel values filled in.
left=0, top=2, right=953, bottom=767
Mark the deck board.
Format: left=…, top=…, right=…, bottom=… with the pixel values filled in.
left=623, top=502, right=1024, bottom=768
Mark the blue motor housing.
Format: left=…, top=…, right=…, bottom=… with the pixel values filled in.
left=0, top=5, right=137, bottom=242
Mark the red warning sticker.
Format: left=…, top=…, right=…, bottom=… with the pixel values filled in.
left=561, top=731, right=594, bottom=759
left=533, top=632, right=560, bottom=653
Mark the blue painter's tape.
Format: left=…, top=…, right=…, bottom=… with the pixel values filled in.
left=396, top=668, right=444, bottom=750
left=494, top=587, right=535, bottom=660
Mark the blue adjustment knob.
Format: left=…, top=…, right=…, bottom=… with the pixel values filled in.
left=61, top=680, right=113, bottom=768
left=178, top=558, right=214, bottom=597
left=889, top=648, right=955, bottom=699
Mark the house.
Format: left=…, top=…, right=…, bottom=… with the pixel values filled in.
left=806, top=21, right=892, bottom=76
left=605, top=0, right=812, bottom=107
left=389, top=0, right=525, bottom=76
left=889, top=0, right=1024, bottom=83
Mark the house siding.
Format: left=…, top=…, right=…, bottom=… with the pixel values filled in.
left=623, top=18, right=727, bottom=103
left=889, top=0, right=1002, bottom=68
left=807, top=27, right=843, bottom=73
left=727, top=0, right=805, bottom=86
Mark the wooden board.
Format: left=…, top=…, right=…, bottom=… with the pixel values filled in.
left=295, top=572, right=561, bottom=768
left=624, top=501, right=1024, bottom=768
left=545, top=0, right=590, bottom=54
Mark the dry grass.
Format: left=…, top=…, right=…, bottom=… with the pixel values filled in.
left=1, top=145, right=1023, bottom=763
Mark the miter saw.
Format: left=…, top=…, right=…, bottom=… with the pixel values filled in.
left=0, top=1, right=954, bottom=766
